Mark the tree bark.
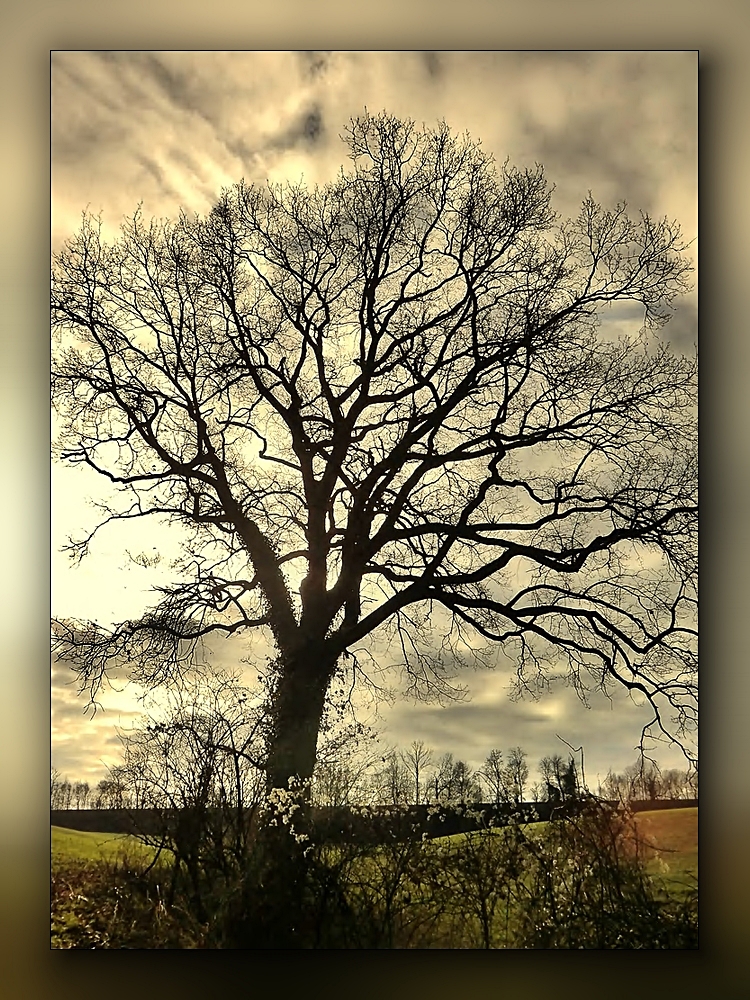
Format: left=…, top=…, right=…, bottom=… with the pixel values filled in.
left=265, top=645, right=337, bottom=795
left=218, top=647, right=339, bottom=947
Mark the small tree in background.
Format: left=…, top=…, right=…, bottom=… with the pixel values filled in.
left=401, top=740, right=433, bottom=805
left=539, top=753, right=579, bottom=804
left=72, top=781, right=90, bottom=809
left=504, top=747, right=529, bottom=804
left=312, top=721, right=382, bottom=807
left=598, top=758, right=697, bottom=803
left=51, top=770, right=73, bottom=810
left=479, top=750, right=507, bottom=804
left=370, top=750, right=411, bottom=806
left=432, top=752, right=456, bottom=804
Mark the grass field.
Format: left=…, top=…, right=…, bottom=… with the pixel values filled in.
left=632, top=807, right=698, bottom=891
left=51, top=828, right=182, bottom=949
left=439, top=807, right=697, bottom=867
left=52, top=807, right=698, bottom=880
left=52, top=825, right=158, bottom=865
left=51, top=806, right=697, bottom=850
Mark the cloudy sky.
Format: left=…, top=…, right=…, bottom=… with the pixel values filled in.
left=51, top=50, right=697, bottom=791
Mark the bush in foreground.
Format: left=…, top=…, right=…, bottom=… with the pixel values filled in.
left=51, top=857, right=202, bottom=949
left=52, top=799, right=697, bottom=948
left=511, top=800, right=698, bottom=948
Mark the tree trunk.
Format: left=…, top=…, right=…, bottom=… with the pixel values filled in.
left=265, top=647, right=336, bottom=796
left=218, top=647, right=337, bottom=947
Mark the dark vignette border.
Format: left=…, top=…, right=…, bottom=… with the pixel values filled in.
left=1, top=1, right=744, bottom=997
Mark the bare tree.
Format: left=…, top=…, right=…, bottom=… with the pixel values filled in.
left=72, top=780, right=90, bottom=809
left=611, top=758, right=662, bottom=801
left=430, top=751, right=481, bottom=805
left=117, top=668, right=267, bottom=816
left=312, top=721, right=382, bottom=806
left=451, top=758, right=482, bottom=804
left=93, top=777, right=125, bottom=809
left=505, top=746, right=529, bottom=804
left=540, top=752, right=582, bottom=802
left=599, top=767, right=633, bottom=803
left=311, top=759, right=355, bottom=808
left=432, top=752, right=456, bottom=804
left=370, top=750, right=411, bottom=806
left=113, top=668, right=270, bottom=923
left=401, top=740, right=433, bottom=804
left=479, top=749, right=507, bottom=805
left=51, top=110, right=697, bottom=801
left=50, top=768, right=60, bottom=808
left=659, top=768, right=688, bottom=800
left=539, top=754, right=561, bottom=801
left=599, top=758, right=696, bottom=802
left=50, top=769, right=72, bottom=810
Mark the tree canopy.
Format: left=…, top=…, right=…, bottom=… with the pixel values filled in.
left=52, top=111, right=697, bottom=791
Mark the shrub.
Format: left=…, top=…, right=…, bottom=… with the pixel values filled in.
left=51, top=857, right=203, bottom=948
left=511, top=799, right=698, bottom=948
left=53, top=797, right=697, bottom=948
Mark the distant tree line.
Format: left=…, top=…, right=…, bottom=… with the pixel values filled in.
left=327, top=743, right=533, bottom=809
left=53, top=738, right=696, bottom=813
left=51, top=767, right=130, bottom=810
left=314, top=741, right=696, bottom=809
left=597, top=759, right=697, bottom=802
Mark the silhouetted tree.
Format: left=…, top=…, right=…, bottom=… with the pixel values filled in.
left=479, top=749, right=507, bottom=804
left=504, top=746, right=529, bottom=804
left=451, top=758, right=482, bottom=803
left=431, top=752, right=481, bottom=804
left=539, top=752, right=580, bottom=803
left=598, top=758, right=697, bottom=802
left=401, top=740, right=433, bottom=804
left=311, top=721, right=381, bottom=806
left=51, top=769, right=73, bottom=810
left=539, top=754, right=561, bottom=801
left=659, top=768, right=690, bottom=800
left=94, top=769, right=128, bottom=809
left=52, top=110, right=697, bottom=806
left=371, top=750, right=411, bottom=806
left=558, top=758, right=579, bottom=801
left=117, top=668, right=267, bottom=815
left=72, top=780, right=90, bottom=809
left=432, top=752, right=455, bottom=803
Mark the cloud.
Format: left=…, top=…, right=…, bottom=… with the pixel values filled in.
left=132, top=153, right=181, bottom=203
left=137, top=53, right=200, bottom=117
left=269, top=103, right=327, bottom=152
left=297, top=51, right=332, bottom=81
left=53, top=51, right=696, bottom=228
left=52, top=657, right=145, bottom=783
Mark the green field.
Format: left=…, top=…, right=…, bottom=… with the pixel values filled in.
left=632, top=807, right=698, bottom=890
left=51, top=808, right=697, bottom=882
left=51, top=827, right=180, bottom=949
left=51, top=808, right=698, bottom=886
left=52, top=825, right=159, bottom=865
left=439, top=807, right=697, bottom=873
